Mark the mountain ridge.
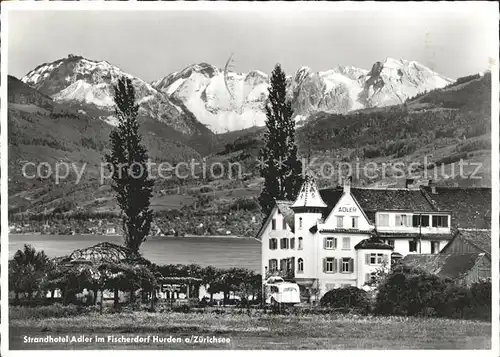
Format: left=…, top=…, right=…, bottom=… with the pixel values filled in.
left=21, top=54, right=453, bottom=134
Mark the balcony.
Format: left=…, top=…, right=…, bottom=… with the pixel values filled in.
left=266, top=269, right=295, bottom=280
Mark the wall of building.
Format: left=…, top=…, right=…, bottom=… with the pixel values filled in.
left=389, top=238, right=448, bottom=256
left=323, top=193, right=372, bottom=231
left=462, top=255, right=491, bottom=287
left=356, top=248, right=392, bottom=288
left=375, top=211, right=451, bottom=235
left=261, top=207, right=298, bottom=280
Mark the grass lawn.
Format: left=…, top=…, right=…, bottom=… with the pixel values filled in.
left=9, top=311, right=491, bottom=350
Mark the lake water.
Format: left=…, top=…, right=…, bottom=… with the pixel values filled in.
left=9, top=234, right=261, bottom=271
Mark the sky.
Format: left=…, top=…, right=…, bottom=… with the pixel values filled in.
left=7, top=7, right=498, bottom=82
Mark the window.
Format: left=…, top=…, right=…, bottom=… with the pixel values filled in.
left=299, top=217, right=303, bottom=229
left=342, top=237, right=350, bottom=249
left=336, top=216, right=344, bottom=228
left=271, top=219, right=276, bottom=230
left=369, top=253, right=384, bottom=265
left=432, top=215, right=449, bottom=228
left=387, top=239, right=395, bottom=247
left=378, top=213, right=389, bottom=227
left=411, top=215, right=430, bottom=227
left=409, top=240, right=418, bottom=252
left=395, top=214, right=410, bottom=227
left=431, top=241, right=440, bottom=254
left=342, top=258, right=353, bottom=273
left=268, top=259, right=277, bottom=271
left=324, top=237, right=337, bottom=249
left=269, top=238, right=278, bottom=250
left=280, top=238, right=289, bottom=249
left=325, top=257, right=336, bottom=273
left=352, top=217, right=358, bottom=229
left=297, top=258, right=304, bottom=272
left=298, top=237, right=303, bottom=250
left=290, top=238, right=295, bottom=249
left=282, top=219, right=287, bottom=230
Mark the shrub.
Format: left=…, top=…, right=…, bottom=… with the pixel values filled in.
left=172, top=304, right=191, bottom=313
left=320, top=287, right=371, bottom=313
left=375, top=268, right=449, bottom=317
left=10, top=303, right=98, bottom=320
left=376, top=268, right=491, bottom=320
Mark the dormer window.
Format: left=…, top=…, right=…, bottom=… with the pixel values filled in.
left=432, top=215, right=449, bottom=228
left=271, top=219, right=276, bottom=230
left=282, top=220, right=287, bottom=230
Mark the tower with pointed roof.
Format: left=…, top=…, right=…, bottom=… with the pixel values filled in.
left=291, top=173, right=327, bottom=283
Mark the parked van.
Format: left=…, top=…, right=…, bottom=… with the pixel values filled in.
left=264, top=277, right=301, bottom=305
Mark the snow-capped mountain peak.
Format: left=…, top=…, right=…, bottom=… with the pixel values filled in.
left=21, top=55, right=454, bottom=135
left=21, top=55, right=208, bottom=135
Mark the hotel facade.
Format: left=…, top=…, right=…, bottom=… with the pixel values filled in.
left=257, top=176, right=489, bottom=302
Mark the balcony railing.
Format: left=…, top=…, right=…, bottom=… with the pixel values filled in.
left=266, top=269, right=295, bottom=280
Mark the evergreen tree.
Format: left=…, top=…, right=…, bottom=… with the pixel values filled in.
left=104, top=77, right=154, bottom=255
left=258, top=64, right=303, bottom=215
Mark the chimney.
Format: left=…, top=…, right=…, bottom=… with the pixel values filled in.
left=428, top=180, right=436, bottom=194
left=405, top=178, right=415, bottom=189
left=343, top=176, right=352, bottom=194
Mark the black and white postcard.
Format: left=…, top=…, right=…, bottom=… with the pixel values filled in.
left=1, top=1, right=498, bottom=353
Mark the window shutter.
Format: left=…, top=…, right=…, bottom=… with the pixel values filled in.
left=365, top=273, right=370, bottom=283
left=269, top=240, right=272, bottom=250
left=349, top=258, right=354, bottom=273
left=323, top=237, right=327, bottom=249
left=333, top=258, right=337, bottom=273
left=334, top=238, right=338, bottom=249
left=383, top=254, right=389, bottom=264
left=322, top=258, right=326, bottom=273
left=338, top=258, right=342, bottom=273
left=365, top=253, right=370, bottom=264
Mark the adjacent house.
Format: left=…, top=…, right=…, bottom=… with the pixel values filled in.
left=400, top=252, right=490, bottom=287
left=441, top=228, right=491, bottom=257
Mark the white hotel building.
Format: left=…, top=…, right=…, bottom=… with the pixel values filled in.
left=257, top=176, right=454, bottom=301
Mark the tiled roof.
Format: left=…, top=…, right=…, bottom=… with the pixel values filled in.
left=292, top=175, right=327, bottom=208
left=318, top=187, right=344, bottom=217
left=456, top=228, right=491, bottom=255
left=354, top=237, right=394, bottom=250
left=421, top=186, right=491, bottom=229
left=400, top=253, right=486, bottom=280
left=351, top=188, right=436, bottom=212
left=276, top=200, right=295, bottom=232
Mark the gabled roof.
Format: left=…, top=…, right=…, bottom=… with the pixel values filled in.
left=318, top=187, right=437, bottom=225
left=292, top=175, right=327, bottom=209
left=255, top=201, right=295, bottom=239
left=441, top=228, right=491, bottom=255
left=276, top=200, right=295, bottom=232
left=400, top=253, right=487, bottom=280
left=421, top=186, right=491, bottom=229
left=354, top=237, right=394, bottom=250
left=318, top=187, right=344, bottom=217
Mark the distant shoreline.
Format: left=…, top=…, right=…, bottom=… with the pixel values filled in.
left=9, top=233, right=255, bottom=240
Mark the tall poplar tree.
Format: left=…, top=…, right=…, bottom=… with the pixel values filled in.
left=258, top=64, right=303, bottom=215
left=104, top=77, right=154, bottom=256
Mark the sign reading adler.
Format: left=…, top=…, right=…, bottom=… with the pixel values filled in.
left=337, top=206, right=357, bottom=213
